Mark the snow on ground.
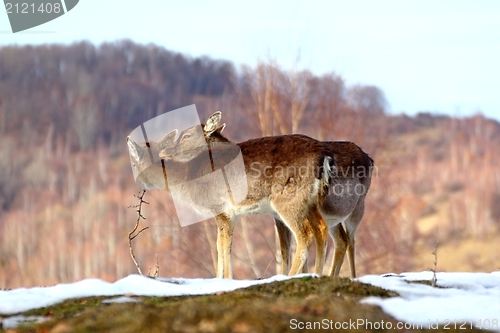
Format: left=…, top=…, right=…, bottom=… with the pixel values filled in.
left=0, top=274, right=294, bottom=315
left=359, top=271, right=500, bottom=331
left=0, top=272, right=499, bottom=331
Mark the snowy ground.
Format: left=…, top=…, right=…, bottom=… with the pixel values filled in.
left=360, top=272, right=500, bottom=331
left=1, top=272, right=499, bottom=331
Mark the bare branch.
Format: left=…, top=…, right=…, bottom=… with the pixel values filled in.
left=130, top=226, right=149, bottom=241
left=128, top=190, right=149, bottom=276
left=431, top=240, right=439, bottom=287
left=153, top=254, right=159, bottom=277
left=147, top=254, right=160, bottom=278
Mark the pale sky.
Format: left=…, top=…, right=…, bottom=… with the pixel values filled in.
left=1, top=0, right=499, bottom=119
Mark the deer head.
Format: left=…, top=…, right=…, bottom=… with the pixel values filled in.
left=127, top=129, right=178, bottom=183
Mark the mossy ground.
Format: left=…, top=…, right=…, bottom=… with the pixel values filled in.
left=1, top=276, right=484, bottom=332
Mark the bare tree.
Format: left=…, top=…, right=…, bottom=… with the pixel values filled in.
left=72, top=97, right=99, bottom=150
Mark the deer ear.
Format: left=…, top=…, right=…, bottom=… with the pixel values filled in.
left=158, top=129, right=178, bottom=148
left=126, top=136, right=141, bottom=160
left=216, top=123, right=226, bottom=134
left=204, top=111, right=222, bottom=135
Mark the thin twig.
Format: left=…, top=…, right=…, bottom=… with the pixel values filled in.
left=431, top=240, right=439, bottom=287
left=261, top=257, right=274, bottom=279
left=130, top=226, right=149, bottom=241
left=148, top=254, right=160, bottom=278
left=128, top=190, right=149, bottom=276
left=154, top=254, right=159, bottom=277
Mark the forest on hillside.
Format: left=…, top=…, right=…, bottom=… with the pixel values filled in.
left=0, top=40, right=499, bottom=288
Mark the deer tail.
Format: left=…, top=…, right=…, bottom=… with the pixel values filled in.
left=319, top=156, right=333, bottom=195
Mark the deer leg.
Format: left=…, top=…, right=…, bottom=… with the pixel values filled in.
left=301, top=221, right=309, bottom=274
left=347, top=238, right=356, bottom=278
left=343, top=200, right=365, bottom=278
left=275, top=218, right=291, bottom=275
left=288, top=229, right=314, bottom=276
left=215, top=221, right=224, bottom=278
left=302, top=256, right=309, bottom=274
left=309, top=207, right=328, bottom=276
left=275, top=217, right=309, bottom=275
left=285, top=216, right=314, bottom=276
left=215, top=213, right=234, bottom=279
left=276, top=218, right=310, bottom=275
left=330, top=223, right=348, bottom=276
left=284, top=210, right=327, bottom=275
left=274, top=195, right=318, bottom=276
left=329, top=200, right=365, bottom=278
